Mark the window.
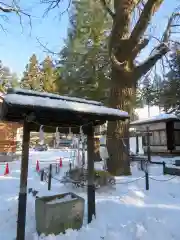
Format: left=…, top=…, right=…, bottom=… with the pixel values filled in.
left=174, top=131, right=180, bottom=145
left=153, top=131, right=160, bottom=145
left=150, top=134, right=154, bottom=145
left=159, top=131, right=166, bottom=145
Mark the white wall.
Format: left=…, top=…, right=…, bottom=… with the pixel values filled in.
left=130, top=136, right=144, bottom=154
left=100, top=135, right=144, bottom=155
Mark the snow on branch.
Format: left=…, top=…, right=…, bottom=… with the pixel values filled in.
left=100, top=0, right=115, bottom=18
left=135, top=43, right=168, bottom=78
left=131, top=38, right=149, bottom=59
left=0, top=1, right=31, bottom=28
left=0, top=1, right=30, bottom=16
left=129, top=0, right=164, bottom=48
left=135, top=10, right=180, bottom=78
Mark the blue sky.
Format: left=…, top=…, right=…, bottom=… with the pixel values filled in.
left=0, top=0, right=179, bottom=77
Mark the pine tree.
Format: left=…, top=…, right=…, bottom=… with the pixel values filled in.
left=138, top=74, right=162, bottom=108
left=43, top=0, right=180, bottom=175
left=20, top=54, right=41, bottom=91
left=0, top=61, right=19, bottom=92
left=60, top=0, right=111, bottom=102
left=159, top=45, right=180, bottom=111
left=40, top=56, right=60, bottom=93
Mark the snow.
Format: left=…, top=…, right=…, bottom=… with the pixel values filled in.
left=8, top=88, right=103, bottom=106
left=1, top=149, right=180, bottom=239
left=47, top=194, right=76, bottom=205
left=4, top=90, right=129, bottom=119
left=131, top=113, right=179, bottom=125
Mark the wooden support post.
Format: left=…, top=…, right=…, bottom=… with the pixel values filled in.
left=140, top=160, right=143, bottom=171
left=87, top=125, right=96, bottom=224
left=41, top=169, right=44, bottom=181
left=48, top=164, right=52, bottom=191
left=16, top=121, right=30, bottom=240
left=145, top=171, right=149, bottom=190
left=146, top=127, right=151, bottom=162
left=163, top=161, right=166, bottom=175
left=136, top=135, right=139, bottom=155
left=69, top=161, right=72, bottom=171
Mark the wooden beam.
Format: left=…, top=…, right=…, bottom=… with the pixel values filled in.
left=16, top=121, right=30, bottom=240
left=136, top=135, right=139, bottom=154
left=87, top=124, right=96, bottom=223
left=129, top=131, right=152, bottom=137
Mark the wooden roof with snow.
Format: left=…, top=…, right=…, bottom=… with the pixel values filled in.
left=130, top=113, right=180, bottom=126
left=0, top=88, right=129, bottom=133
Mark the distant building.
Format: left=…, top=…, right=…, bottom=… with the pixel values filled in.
left=0, top=93, right=22, bottom=154
left=131, top=113, right=180, bottom=155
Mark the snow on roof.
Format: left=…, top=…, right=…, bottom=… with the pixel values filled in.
left=3, top=90, right=129, bottom=120
left=7, top=88, right=103, bottom=106
left=130, top=113, right=179, bottom=126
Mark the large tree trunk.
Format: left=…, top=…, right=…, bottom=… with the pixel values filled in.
left=94, top=137, right=101, bottom=162
left=100, top=0, right=172, bottom=175
left=107, top=68, right=135, bottom=176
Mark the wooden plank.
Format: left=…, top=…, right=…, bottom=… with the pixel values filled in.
left=87, top=125, right=96, bottom=224
left=129, top=131, right=152, bottom=137
left=16, top=121, right=30, bottom=240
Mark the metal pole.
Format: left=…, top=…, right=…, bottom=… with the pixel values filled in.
left=163, top=161, right=166, bottom=175
left=146, top=126, right=151, bottom=162
left=16, top=121, right=30, bottom=240
left=136, top=135, right=139, bottom=154
left=147, top=99, right=150, bottom=118
left=145, top=170, right=149, bottom=190
left=41, top=169, right=44, bottom=181
left=146, top=86, right=150, bottom=118
left=48, top=164, right=52, bottom=191
left=87, top=125, right=96, bottom=223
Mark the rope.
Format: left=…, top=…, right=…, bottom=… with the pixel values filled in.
left=116, top=175, right=145, bottom=184
left=23, top=112, right=94, bottom=130
left=52, top=176, right=63, bottom=183
left=149, top=175, right=177, bottom=182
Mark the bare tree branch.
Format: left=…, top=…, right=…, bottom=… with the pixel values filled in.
left=161, top=12, right=180, bottom=42
left=135, top=10, right=180, bottom=78
left=129, top=0, right=163, bottom=48
left=135, top=43, right=168, bottom=78
left=36, top=37, right=59, bottom=55
left=0, top=1, right=30, bottom=17
left=100, top=0, right=115, bottom=18
left=0, top=1, right=31, bottom=29
left=131, top=38, right=149, bottom=59
left=41, top=0, right=72, bottom=17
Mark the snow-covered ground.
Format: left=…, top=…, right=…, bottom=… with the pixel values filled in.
left=1, top=150, right=180, bottom=240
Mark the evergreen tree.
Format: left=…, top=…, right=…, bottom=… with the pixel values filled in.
left=60, top=0, right=111, bottom=102
left=138, top=74, right=163, bottom=108
left=43, top=0, right=180, bottom=175
left=20, top=54, right=41, bottom=91
left=0, top=61, right=19, bottom=92
left=158, top=45, right=180, bottom=111
left=40, top=56, right=60, bottom=93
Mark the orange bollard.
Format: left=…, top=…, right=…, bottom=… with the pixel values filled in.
left=36, top=160, right=40, bottom=172
left=59, top=158, right=63, bottom=168
left=4, top=163, right=9, bottom=175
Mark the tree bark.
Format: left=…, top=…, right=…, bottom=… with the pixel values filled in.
left=100, top=0, right=175, bottom=176
left=94, top=137, right=101, bottom=162
left=107, top=67, right=135, bottom=176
